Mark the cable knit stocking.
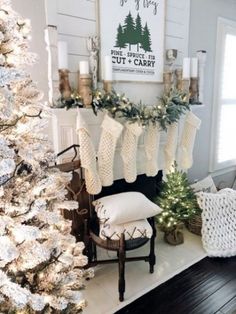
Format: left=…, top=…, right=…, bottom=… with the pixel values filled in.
left=179, top=111, right=201, bottom=169
left=164, top=122, right=179, bottom=174
left=76, top=110, right=101, bottom=195
left=145, top=124, right=161, bottom=177
left=98, top=114, right=123, bottom=186
left=121, top=122, right=143, bottom=183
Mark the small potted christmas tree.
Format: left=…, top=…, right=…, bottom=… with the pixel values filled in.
left=155, top=163, right=200, bottom=245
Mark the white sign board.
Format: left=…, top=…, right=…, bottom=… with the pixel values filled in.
left=99, top=0, right=165, bottom=82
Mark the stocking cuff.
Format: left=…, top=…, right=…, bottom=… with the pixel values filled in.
left=76, top=109, right=89, bottom=133
left=101, top=114, right=123, bottom=138
left=125, top=121, right=143, bottom=136
left=185, top=111, right=201, bottom=129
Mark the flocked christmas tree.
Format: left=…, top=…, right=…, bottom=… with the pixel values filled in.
left=155, top=163, right=200, bottom=232
left=0, top=1, right=93, bottom=312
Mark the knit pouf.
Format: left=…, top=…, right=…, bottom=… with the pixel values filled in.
left=197, top=188, right=236, bottom=257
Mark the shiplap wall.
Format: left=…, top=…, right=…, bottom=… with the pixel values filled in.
left=45, top=0, right=190, bottom=102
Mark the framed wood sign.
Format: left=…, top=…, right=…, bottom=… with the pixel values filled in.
left=99, top=0, right=165, bottom=82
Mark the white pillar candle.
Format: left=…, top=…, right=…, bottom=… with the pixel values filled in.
left=58, top=41, right=68, bottom=69
left=183, top=57, right=191, bottom=79
left=79, top=61, right=89, bottom=75
left=103, top=55, right=113, bottom=81
left=191, top=58, right=198, bottom=77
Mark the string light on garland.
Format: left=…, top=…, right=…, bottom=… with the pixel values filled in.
left=155, top=162, right=200, bottom=232
left=92, top=88, right=189, bottom=130
left=56, top=91, right=83, bottom=110
left=56, top=88, right=189, bottom=131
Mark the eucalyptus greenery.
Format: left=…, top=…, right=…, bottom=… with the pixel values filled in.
left=55, top=92, right=83, bottom=110
left=92, top=88, right=190, bottom=130
left=55, top=88, right=190, bottom=130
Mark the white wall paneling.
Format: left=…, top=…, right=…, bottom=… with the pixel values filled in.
left=57, top=0, right=96, bottom=20
left=58, top=35, right=89, bottom=57
left=168, top=0, right=187, bottom=10
left=46, top=0, right=190, bottom=89
left=52, top=109, right=79, bottom=163
left=44, top=0, right=58, bottom=26
left=57, top=15, right=96, bottom=38
left=68, top=54, right=89, bottom=75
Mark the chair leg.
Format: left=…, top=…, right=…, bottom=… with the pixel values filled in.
left=118, top=233, right=125, bottom=302
left=83, top=219, right=91, bottom=261
left=84, top=219, right=97, bottom=265
left=149, top=217, right=156, bottom=273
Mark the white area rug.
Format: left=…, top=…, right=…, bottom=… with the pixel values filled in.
left=83, top=229, right=206, bottom=314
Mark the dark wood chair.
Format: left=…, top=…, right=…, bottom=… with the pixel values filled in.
left=84, top=173, right=162, bottom=302
left=56, top=145, right=162, bottom=302
left=86, top=216, right=156, bottom=301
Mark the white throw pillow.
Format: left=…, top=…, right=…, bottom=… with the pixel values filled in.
left=99, top=219, right=153, bottom=240
left=191, top=175, right=217, bottom=193
left=93, top=192, right=162, bottom=225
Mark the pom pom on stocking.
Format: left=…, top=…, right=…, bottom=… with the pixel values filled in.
left=121, top=122, right=143, bottom=183
left=77, top=110, right=101, bottom=195
left=98, top=114, right=123, bottom=186
left=164, top=122, right=179, bottom=174
left=179, top=111, right=201, bottom=169
left=145, top=124, right=161, bottom=177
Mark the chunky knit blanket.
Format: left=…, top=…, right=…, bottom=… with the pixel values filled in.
left=197, top=188, right=236, bottom=257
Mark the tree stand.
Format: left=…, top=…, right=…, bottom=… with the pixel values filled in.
left=164, top=227, right=184, bottom=246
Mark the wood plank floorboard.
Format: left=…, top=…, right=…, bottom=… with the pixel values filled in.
left=218, top=296, right=236, bottom=314
left=115, top=257, right=236, bottom=314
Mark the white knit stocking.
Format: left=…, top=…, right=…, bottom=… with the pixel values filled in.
left=121, top=122, right=143, bottom=183
left=164, top=122, right=179, bottom=173
left=76, top=110, right=101, bottom=195
left=145, top=124, right=161, bottom=177
left=179, top=111, right=201, bottom=169
left=98, top=114, right=123, bottom=186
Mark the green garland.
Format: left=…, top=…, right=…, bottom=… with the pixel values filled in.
left=55, top=91, right=83, bottom=110
left=92, top=88, right=189, bottom=130
left=55, top=88, right=190, bottom=131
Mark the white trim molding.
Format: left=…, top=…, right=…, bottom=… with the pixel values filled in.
left=209, top=17, right=236, bottom=173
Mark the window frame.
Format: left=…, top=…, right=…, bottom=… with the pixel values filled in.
left=210, top=17, right=236, bottom=173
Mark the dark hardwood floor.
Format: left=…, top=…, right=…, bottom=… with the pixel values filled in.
left=115, top=257, right=236, bottom=314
